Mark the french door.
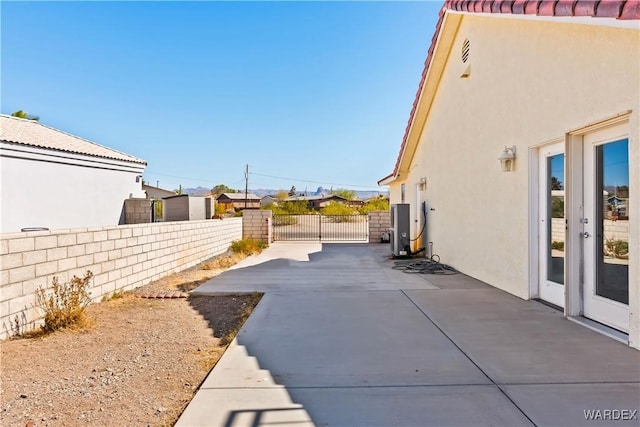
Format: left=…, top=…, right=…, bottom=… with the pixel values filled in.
left=538, top=142, right=566, bottom=308
left=582, top=126, right=630, bottom=332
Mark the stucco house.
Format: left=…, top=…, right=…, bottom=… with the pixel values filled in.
left=379, top=1, right=639, bottom=348
left=0, top=115, right=147, bottom=232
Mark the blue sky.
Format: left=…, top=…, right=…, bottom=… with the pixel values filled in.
left=2, top=1, right=442, bottom=192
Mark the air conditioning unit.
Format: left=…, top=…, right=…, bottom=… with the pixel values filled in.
left=390, top=203, right=411, bottom=257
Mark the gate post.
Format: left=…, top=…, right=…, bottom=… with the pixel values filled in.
left=318, top=214, right=322, bottom=241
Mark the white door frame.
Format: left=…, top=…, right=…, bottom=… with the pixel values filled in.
left=536, top=142, right=566, bottom=307
left=565, top=114, right=632, bottom=331
left=581, top=126, right=630, bottom=332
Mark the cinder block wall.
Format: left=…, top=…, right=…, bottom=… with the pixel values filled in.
left=0, top=218, right=242, bottom=339
left=124, top=198, right=152, bottom=224
left=368, top=211, right=391, bottom=243
left=243, top=210, right=273, bottom=243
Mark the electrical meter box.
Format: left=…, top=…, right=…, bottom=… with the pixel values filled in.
left=390, top=203, right=411, bottom=257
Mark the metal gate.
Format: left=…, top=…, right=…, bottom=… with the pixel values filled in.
left=273, top=214, right=369, bottom=242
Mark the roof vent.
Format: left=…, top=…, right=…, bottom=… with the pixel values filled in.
left=462, top=39, right=470, bottom=63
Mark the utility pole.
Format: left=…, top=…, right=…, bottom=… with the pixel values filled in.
left=244, top=164, right=249, bottom=210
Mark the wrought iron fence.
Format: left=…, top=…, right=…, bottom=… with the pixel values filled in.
left=272, top=214, right=368, bottom=241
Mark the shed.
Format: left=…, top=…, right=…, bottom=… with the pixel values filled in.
left=163, top=195, right=212, bottom=221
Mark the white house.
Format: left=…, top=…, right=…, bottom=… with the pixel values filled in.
left=0, top=115, right=147, bottom=232
left=379, top=1, right=639, bottom=348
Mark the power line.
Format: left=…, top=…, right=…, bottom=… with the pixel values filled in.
left=249, top=171, right=383, bottom=190
left=144, top=171, right=214, bottom=183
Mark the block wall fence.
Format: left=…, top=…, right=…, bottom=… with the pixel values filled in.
left=243, top=210, right=273, bottom=243
left=0, top=218, right=242, bottom=339
left=1, top=210, right=391, bottom=339
left=368, top=211, right=391, bottom=243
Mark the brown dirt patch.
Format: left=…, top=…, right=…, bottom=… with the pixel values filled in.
left=0, top=251, right=262, bottom=427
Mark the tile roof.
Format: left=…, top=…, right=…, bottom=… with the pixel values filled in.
left=0, top=114, right=146, bottom=164
left=387, top=0, right=639, bottom=180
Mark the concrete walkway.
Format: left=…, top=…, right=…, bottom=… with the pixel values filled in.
left=177, top=243, right=640, bottom=427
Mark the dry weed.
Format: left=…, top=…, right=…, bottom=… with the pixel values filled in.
left=35, top=271, right=94, bottom=333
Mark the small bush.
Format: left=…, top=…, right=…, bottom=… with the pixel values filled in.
left=605, top=239, right=628, bottom=258
left=359, top=197, right=390, bottom=214
left=271, top=200, right=309, bottom=215
left=320, top=201, right=357, bottom=217
left=551, top=241, right=564, bottom=251
left=230, top=238, right=267, bottom=256
left=36, top=271, right=93, bottom=333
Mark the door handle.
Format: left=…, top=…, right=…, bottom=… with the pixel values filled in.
left=581, top=232, right=591, bottom=238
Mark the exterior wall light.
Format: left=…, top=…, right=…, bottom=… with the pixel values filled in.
left=498, top=145, right=517, bottom=172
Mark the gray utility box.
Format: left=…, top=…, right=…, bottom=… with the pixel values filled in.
left=390, top=203, right=411, bottom=257
left=163, top=195, right=212, bottom=221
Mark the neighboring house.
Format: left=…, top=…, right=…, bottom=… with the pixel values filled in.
left=286, top=194, right=356, bottom=210
left=143, top=183, right=176, bottom=200
left=261, top=195, right=278, bottom=208
left=0, top=115, right=146, bottom=232
left=607, top=195, right=628, bottom=218
left=378, top=1, right=639, bottom=349
left=216, top=192, right=261, bottom=210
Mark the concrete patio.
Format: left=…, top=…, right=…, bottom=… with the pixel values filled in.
left=177, top=243, right=640, bottom=427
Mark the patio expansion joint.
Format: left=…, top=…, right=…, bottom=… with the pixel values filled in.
left=400, top=289, right=539, bottom=427
left=200, top=383, right=498, bottom=391
left=494, top=380, right=640, bottom=386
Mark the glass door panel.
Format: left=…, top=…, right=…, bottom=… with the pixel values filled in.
left=547, top=154, right=565, bottom=285
left=583, top=124, right=630, bottom=333
left=595, top=139, right=629, bottom=305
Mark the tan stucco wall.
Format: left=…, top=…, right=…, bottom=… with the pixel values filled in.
left=390, top=16, right=639, bottom=346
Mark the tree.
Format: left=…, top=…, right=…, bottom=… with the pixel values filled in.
left=175, top=185, right=183, bottom=195
left=331, top=188, right=356, bottom=200
left=288, top=186, right=297, bottom=197
left=11, top=110, right=39, bottom=121
left=275, top=190, right=289, bottom=202
left=212, top=184, right=238, bottom=196
left=550, top=176, right=563, bottom=190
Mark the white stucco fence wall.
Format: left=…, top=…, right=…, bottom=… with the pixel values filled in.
left=0, top=143, right=146, bottom=233
left=0, top=218, right=242, bottom=340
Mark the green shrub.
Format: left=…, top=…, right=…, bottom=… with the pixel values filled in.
left=230, top=238, right=268, bottom=255
left=278, top=200, right=310, bottom=214
left=551, top=241, right=564, bottom=251
left=321, top=201, right=356, bottom=216
left=359, top=197, right=390, bottom=214
left=606, top=239, right=628, bottom=258
left=36, top=271, right=93, bottom=333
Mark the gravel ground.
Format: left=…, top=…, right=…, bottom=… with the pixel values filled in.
left=0, top=252, right=261, bottom=427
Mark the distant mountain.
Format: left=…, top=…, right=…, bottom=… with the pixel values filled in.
left=183, top=186, right=211, bottom=195
left=182, top=187, right=388, bottom=200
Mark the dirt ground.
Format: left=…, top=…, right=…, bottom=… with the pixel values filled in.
left=0, top=251, right=261, bottom=427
